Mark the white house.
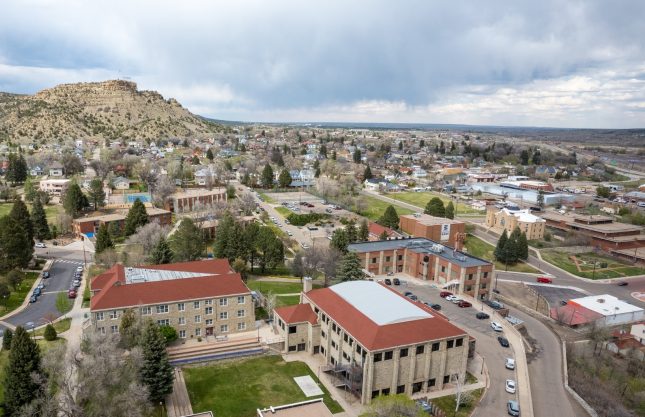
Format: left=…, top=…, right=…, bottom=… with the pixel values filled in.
left=40, top=179, right=70, bottom=196
left=194, top=167, right=215, bottom=186
left=48, top=162, right=64, bottom=177
left=112, top=176, right=131, bottom=190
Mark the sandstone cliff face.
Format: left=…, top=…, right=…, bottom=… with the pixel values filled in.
left=0, top=80, right=220, bottom=142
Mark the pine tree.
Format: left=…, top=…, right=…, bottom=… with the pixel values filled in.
left=518, top=232, right=529, bottom=260
left=261, top=164, right=274, bottom=188
left=363, top=165, right=373, bottom=180
left=424, top=197, right=445, bottom=217
left=119, top=308, right=140, bottom=349
left=379, top=230, right=389, bottom=240
left=494, top=229, right=508, bottom=261
left=63, top=182, right=88, bottom=218
left=291, top=252, right=304, bottom=278
left=3, top=326, right=42, bottom=415
left=151, top=236, right=173, bottom=264
left=23, top=177, right=37, bottom=202
left=330, top=229, right=349, bottom=253
left=502, top=236, right=518, bottom=265
left=169, top=218, right=204, bottom=261
left=206, top=148, right=214, bottom=161
left=353, top=148, right=362, bottom=164
left=378, top=205, right=400, bottom=229
left=345, top=220, right=357, bottom=243
left=336, top=252, right=364, bottom=281
left=358, top=219, right=369, bottom=241
left=88, top=178, right=106, bottom=210
left=278, top=169, right=292, bottom=188
left=537, top=190, right=545, bottom=208
left=10, top=198, right=34, bottom=244
left=124, top=198, right=148, bottom=236
left=140, top=321, right=174, bottom=403
left=5, top=153, right=27, bottom=185
left=0, top=215, right=33, bottom=271
left=95, top=223, right=113, bottom=254
left=31, top=195, right=51, bottom=241
left=445, top=202, right=455, bottom=219
left=43, top=324, right=57, bottom=341
left=2, top=328, right=12, bottom=351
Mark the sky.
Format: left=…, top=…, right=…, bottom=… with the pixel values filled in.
left=1, top=0, right=644, bottom=128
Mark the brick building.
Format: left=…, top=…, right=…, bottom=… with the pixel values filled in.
left=72, top=207, right=172, bottom=236
left=399, top=214, right=465, bottom=246
left=90, top=259, right=255, bottom=339
left=165, top=188, right=227, bottom=213
left=273, top=280, right=470, bottom=404
left=485, top=207, right=546, bottom=240
left=347, top=238, right=493, bottom=299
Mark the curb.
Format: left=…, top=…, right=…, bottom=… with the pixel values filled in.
left=0, top=266, right=49, bottom=322
left=561, top=342, right=598, bottom=417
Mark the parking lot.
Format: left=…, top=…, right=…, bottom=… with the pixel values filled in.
left=527, top=284, right=586, bottom=306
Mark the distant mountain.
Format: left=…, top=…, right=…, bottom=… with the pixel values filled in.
left=0, top=80, right=221, bottom=142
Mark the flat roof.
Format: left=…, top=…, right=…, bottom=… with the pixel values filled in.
left=570, top=295, right=643, bottom=316
left=330, top=281, right=432, bottom=325
left=400, top=213, right=463, bottom=226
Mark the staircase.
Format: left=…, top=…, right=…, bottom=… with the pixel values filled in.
left=168, top=336, right=266, bottom=365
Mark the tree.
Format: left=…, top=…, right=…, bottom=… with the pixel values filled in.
left=520, top=149, right=530, bottom=165
left=126, top=221, right=170, bottom=258
left=0, top=281, right=9, bottom=304
left=95, top=224, right=113, bottom=254
left=169, top=218, right=204, bottom=261
left=596, top=185, right=611, bottom=199
left=2, top=328, right=12, bottom=350
left=61, top=153, right=84, bottom=177
left=158, top=325, right=178, bottom=345
left=62, top=182, right=88, bottom=218
left=359, top=394, right=424, bottom=417
left=140, top=321, right=174, bottom=403
left=501, top=233, right=519, bottom=265
left=255, top=227, right=284, bottom=272
left=0, top=215, right=33, bottom=271
left=10, top=198, right=34, bottom=244
left=291, top=252, right=305, bottom=278
left=206, top=148, right=214, bottom=162
left=261, top=164, right=274, bottom=188
left=445, top=201, right=455, bottom=219
left=6, top=269, right=24, bottom=289
left=3, top=326, right=42, bottom=416
left=31, top=195, right=51, bottom=241
left=353, top=148, right=362, bottom=164
left=232, top=257, right=249, bottom=281
left=6, top=153, right=27, bottom=185
left=88, top=178, right=106, bottom=210
left=494, top=229, right=508, bottom=261
left=424, top=197, right=445, bottom=217
left=531, top=150, right=542, bottom=165
left=150, top=236, right=173, bottom=264
left=23, top=177, right=37, bottom=202
left=518, top=232, right=529, bottom=260
left=379, top=230, right=389, bottom=240
left=363, top=165, right=373, bottom=180
left=358, top=219, right=369, bottom=241
left=378, top=205, right=400, bottom=229
left=124, top=198, right=148, bottom=236
left=537, top=190, right=545, bottom=208
left=330, top=229, right=349, bottom=253
left=43, top=324, right=57, bottom=341
left=119, top=308, right=142, bottom=349
left=345, top=220, right=357, bottom=243
left=278, top=168, right=292, bottom=188
left=336, top=252, right=364, bottom=282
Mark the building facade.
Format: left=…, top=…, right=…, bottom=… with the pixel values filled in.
left=399, top=214, right=465, bottom=246
left=485, top=207, right=546, bottom=240
left=73, top=207, right=172, bottom=236
left=39, top=179, right=71, bottom=196
left=164, top=188, right=227, bottom=213
left=90, top=259, right=255, bottom=339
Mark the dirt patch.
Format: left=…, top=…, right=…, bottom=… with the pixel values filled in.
left=518, top=326, right=542, bottom=364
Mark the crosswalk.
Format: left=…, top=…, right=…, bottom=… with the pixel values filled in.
left=54, top=259, right=84, bottom=265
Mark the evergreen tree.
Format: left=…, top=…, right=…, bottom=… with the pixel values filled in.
left=363, top=165, right=373, bottom=180
left=3, top=326, right=42, bottom=416
left=88, top=178, right=106, bottom=210
left=445, top=201, right=455, bottom=219
left=62, top=182, right=88, bottom=218
left=261, top=164, right=274, bottom=188
left=124, top=198, right=148, bottom=236
left=537, top=190, right=545, bottom=208
left=378, top=205, right=400, bottom=229
left=353, top=148, right=362, bottom=164
left=119, top=308, right=140, bottom=349
left=95, top=224, right=113, bottom=254
left=43, top=324, right=57, bottom=341
left=330, top=229, right=349, bottom=253
left=518, top=231, right=529, bottom=260
left=502, top=235, right=519, bottom=265
left=255, top=227, right=284, bottom=273
left=315, top=167, right=321, bottom=178
left=424, top=197, right=445, bottom=217
left=379, top=230, right=389, bottom=240
left=0, top=216, right=33, bottom=271
left=345, top=220, right=357, bottom=243
left=23, top=177, right=37, bottom=202
left=140, top=321, right=174, bottom=403
left=31, top=195, right=50, bottom=241
left=206, top=148, right=214, bottom=161
left=5, top=153, right=28, bottom=185
left=241, top=172, right=251, bottom=186
left=291, top=252, right=305, bottom=278
left=151, top=236, right=173, bottom=264
left=358, top=219, right=369, bottom=241
left=10, top=198, right=34, bottom=245
left=319, top=144, right=327, bottom=158
left=331, top=150, right=337, bottom=160
left=520, top=150, right=530, bottom=165
left=494, top=229, right=508, bottom=261
left=2, top=328, right=12, bottom=351
left=278, top=169, right=292, bottom=188
left=169, top=218, right=204, bottom=261
left=336, top=252, right=364, bottom=281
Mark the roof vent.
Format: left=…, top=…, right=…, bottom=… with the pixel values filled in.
left=597, top=298, right=605, bottom=303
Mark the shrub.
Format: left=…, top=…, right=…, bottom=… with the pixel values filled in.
left=544, top=232, right=552, bottom=242
left=43, top=324, right=57, bottom=341
left=158, top=325, right=178, bottom=344
left=286, top=213, right=327, bottom=226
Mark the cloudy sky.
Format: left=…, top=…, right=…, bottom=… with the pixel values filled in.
left=1, top=0, right=644, bottom=128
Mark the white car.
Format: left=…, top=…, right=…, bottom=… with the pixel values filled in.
left=76, top=266, right=84, bottom=273
left=446, top=295, right=458, bottom=302
left=505, top=358, right=515, bottom=370
left=505, top=379, right=516, bottom=394
left=35, top=242, right=46, bottom=248
left=451, top=297, right=463, bottom=304
left=491, top=322, right=503, bottom=332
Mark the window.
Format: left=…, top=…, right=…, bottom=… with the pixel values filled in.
left=371, top=390, right=379, bottom=399
left=195, top=328, right=201, bottom=336
left=432, top=342, right=440, bottom=352
left=443, top=375, right=450, bottom=384
left=110, top=325, right=118, bottom=334
left=140, top=306, right=151, bottom=315
left=385, top=256, right=391, bottom=262
left=237, top=322, right=246, bottom=330
left=177, top=303, right=185, bottom=312
left=416, top=345, right=425, bottom=355
left=343, top=333, right=349, bottom=342
left=374, top=353, right=382, bottom=362
left=332, top=323, right=337, bottom=332
left=343, top=352, right=350, bottom=361
left=237, top=309, right=245, bottom=318
left=456, top=338, right=464, bottom=347
left=205, top=307, right=213, bottom=315
left=356, top=345, right=362, bottom=354
left=205, top=299, right=213, bottom=305
left=95, top=312, right=104, bottom=321
left=289, top=326, right=297, bottom=334
left=98, top=327, right=105, bottom=335
left=412, top=382, right=423, bottom=393
left=428, top=378, right=436, bottom=388
left=371, top=257, right=377, bottom=264
left=381, top=388, right=390, bottom=395
left=193, top=301, right=200, bottom=309
left=205, top=319, right=213, bottom=325
left=397, top=385, right=405, bottom=394
left=219, top=312, right=228, bottom=320
left=398, top=254, right=403, bottom=261
left=157, top=319, right=170, bottom=326
left=321, top=330, right=326, bottom=339
left=288, top=345, right=297, bottom=352
left=237, top=296, right=245, bottom=304
left=400, top=348, right=409, bottom=358
left=447, top=340, right=454, bottom=349
left=109, top=310, right=118, bottom=319
left=179, top=330, right=186, bottom=338
left=384, top=351, right=393, bottom=360
left=220, top=325, right=228, bottom=333
left=195, top=315, right=202, bottom=323
left=331, top=341, right=337, bottom=349
left=468, top=273, right=474, bottom=280
left=178, top=317, right=186, bottom=326
left=441, top=266, right=446, bottom=273
left=156, top=305, right=169, bottom=314
left=219, top=298, right=228, bottom=306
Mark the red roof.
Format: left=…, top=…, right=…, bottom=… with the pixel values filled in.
left=275, top=303, right=318, bottom=325
left=368, top=222, right=400, bottom=240
left=304, top=286, right=467, bottom=351
left=90, top=259, right=248, bottom=311
left=550, top=305, right=603, bottom=326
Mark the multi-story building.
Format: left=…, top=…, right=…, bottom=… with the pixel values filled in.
left=274, top=280, right=470, bottom=404
left=90, top=259, right=254, bottom=339
left=39, top=178, right=71, bottom=196
left=164, top=188, right=227, bottom=213
left=399, top=214, right=465, bottom=246
left=347, top=238, right=493, bottom=299
left=485, top=207, right=546, bottom=240
left=72, top=207, right=172, bottom=236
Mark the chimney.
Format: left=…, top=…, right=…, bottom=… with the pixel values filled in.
left=303, top=276, right=313, bottom=293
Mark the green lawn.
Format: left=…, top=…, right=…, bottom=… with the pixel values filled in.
left=541, top=250, right=645, bottom=279
left=432, top=388, right=483, bottom=417
left=247, top=280, right=305, bottom=295
left=257, top=191, right=276, bottom=204
left=464, top=235, right=539, bottom=273
left=389, top=191, right=483, bottom=215
left=276, top=295, right=301, bottom=307
left=184, top=355, right=343, bottom=417
left=0, top=203, right=62, bottom=226
left=274, top=206, right=292, bottom=217
left=34, top=318, right=72, bottom=337
left=0, top=272, right=39, bottom=316
left=359, top=195, right=414, bottom=221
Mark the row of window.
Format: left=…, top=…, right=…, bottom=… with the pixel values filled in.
left=373, top=338, right=464, bottom=362
left=371, top=374, right=458, bottom=399
left=98, top=322, right=248, bottom=337
left=371, top=254, right=404, bottom=264
left=96, top=309, right=246, bottom=322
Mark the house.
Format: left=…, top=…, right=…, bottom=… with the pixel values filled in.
left=39, top=179, right=70, bottom=196
left=90, top=259, right=255, bottom=339
left=535, top=166, right=558, bottom=177
left=364, top=178, right=381, bottom=191
left=30, top=165, right=44, bottom=177
left=165, top=188, right=227, bottom=213
left=194, top=167, right=215, bottom=186
left=49, top=162, right=64, bottom=177
left=111, top=176, right=131, bottom=190
left=412, top=166, right=428, bottom=179
left=273, top=280, right=470, bottom=404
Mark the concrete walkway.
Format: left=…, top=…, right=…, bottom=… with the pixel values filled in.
left=166, top=368, right=193, bottom=417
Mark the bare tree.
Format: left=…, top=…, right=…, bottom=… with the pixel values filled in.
left=265, top=291, right=277, bottom=322
left=236, top=192, right=257, bottom=216
left=125, top=221, right=170, bottom=258
left=134, top=161, right=159, bottom=198
left=153, top=176, right=176, bottom=208
left=96, top=248, right=119, bottom=267
left=56, top=213, right=73, bottom=235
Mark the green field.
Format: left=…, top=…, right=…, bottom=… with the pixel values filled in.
left=541, top=250, right=645, bottom=279
left=432, top=388, right=483, bottom=417
left=34, top=318, right=72, bottom=337
left=359, top=195, right=414, bottom=221
left=464, top=235, right=539, bottom=273
left=247, top=280, right=309, bottom=295
left=276, top=295, right=301, bottom=306
left=257, top=191, right=276, bottom=204
left=0, top=272, right=39, bottom=316
left=389, top=191, right=483, bottom=215
left=0, top=202, right=62, bottom=226
left=274, top=206, right=293, bottom=217
left=184, top=355, right=343, bottom=417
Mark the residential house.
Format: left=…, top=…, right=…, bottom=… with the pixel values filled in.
left=49, top=162, right=64, bottom=177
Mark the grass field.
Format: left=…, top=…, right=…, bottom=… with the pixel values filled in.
left=0, top=202, right=62, bottom=226
left=0, top=272, right=39, bottom=316
left=34, top=318, right=72, bottom=337
left=184, top=355, right=343, bottom=417
left=432, top=388, right=483, bottom=417
left=359, top=195, right=414, bottom=221
left=389, top=191, right=483, bottom=215
left=247, top=280, right=306, bottom=295
left=276, top=295, right=301, bottom=306
left=257, top=191, right=276, bottom=204
left=274, top=206, right=293, bottom=217
left=464, top=235, right=539, bottom=273
left=541, top=250, right=645, bottom=279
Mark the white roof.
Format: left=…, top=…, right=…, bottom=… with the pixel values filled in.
left=124, top=267, right=212, bottom=284
left=502, top=208, right=545, bottom=223
left=329, top=281, right=432, bottom=325
left=571, top=294, right=643, bottom=316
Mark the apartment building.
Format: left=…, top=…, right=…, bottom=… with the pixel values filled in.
left=274, top=280, right=470, bottom=404
left=90, top=259, right=255, bottom=339
left=72, top=207, right=172, bottom=236
left=399, top=214, right=465, bottom=246
left=164, top=188, right=227, bottom=213
left=347, top=238, right=493, bottom=299
left=485, top=207, right=546, bottom=240
left=39, top=178, right=71, bottom=196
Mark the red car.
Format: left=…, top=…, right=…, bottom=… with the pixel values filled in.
left=536, top=276, right=553, bottom=284
left=458, top=300, right=472, bottom=308
left=439, top=291, right=453, bottom=298
left=68, top=289, right=77, bottom=299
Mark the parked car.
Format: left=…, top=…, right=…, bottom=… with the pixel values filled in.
left=618, top=281, right=629, bottom=286
left=498, top=336, right=510, bottom=347
left=325, top=208, right=333, bottom=214
left=35, top=242, right=46, bottom=248
left=486, top=300, right=504, bottom=310
left=491, top=322, right=503, bottom=332
left=29, top=295, right=38, bottom=303
left=393, top=278, right=401, bottom=285
left=439, top=291, right=453, bottom=298
left=457, top=300, right=472, bottom=308
left=450, top=297, right=463, bottom=304
left=429, top=304, right=441, bottom=311
left=507, top=400, right=520, bottom=416
left=384, top=279, right=392, bottom=285
left=37, top=283, right=45, bottom=290
left=42, top=271, right=50, bottom=279
left=446, top=295, right=458, bottom=302
left=387, top=271, right=394, bottom=276
left=505, top=358, right=515, bottom=370
left=33, top=288, right=41, bottom=296
left=505, top=379, right=516, bottom=394
left=476, top=312, right=490, bottom=319
left=76, top=266, right=84, bottom=273
left=73, top=280, right=81, bottom=288
left=416, top=399, right=432, bottom=413
left=404, top=291, right=413, bottom=297
left=536, top=276, right=553, bottom=284
left=68, top=289, right=77, bottom=299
